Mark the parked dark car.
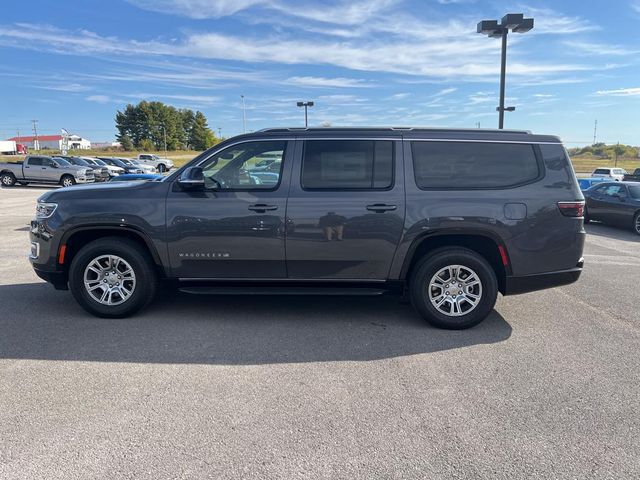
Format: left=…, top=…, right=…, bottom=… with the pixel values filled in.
left=109, top=173, right=163, bottom=182
left=623, top=168, right=640, bottom=182
left=29, top=127, right=585, bottom=329
left=583, top=181, right=640, bottom=235
left=56, top=156, right=109, bottom=182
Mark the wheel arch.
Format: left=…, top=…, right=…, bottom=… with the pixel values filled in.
left=400, top=231, right=509, bottom=294
left=60, top=226, right=166, bottom=278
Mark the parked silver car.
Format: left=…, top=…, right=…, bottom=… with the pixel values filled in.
left=0, top=155, right=94, bottom=187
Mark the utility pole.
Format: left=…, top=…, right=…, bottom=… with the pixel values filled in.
left=592, top=119, right=597, bottom=145
left=31, top=119, right=39, bottom=151
left=476, top=122, right=481, bottom=129
left=217, top=127, right=222, bottom=138
left=162, top=125, right=167, bottom=155
left=615, top=142, right=619, bottom=168
left=240, top=95, right=247, bottom=133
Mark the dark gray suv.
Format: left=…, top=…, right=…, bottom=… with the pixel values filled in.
left=29, top=128, right=585, bottom=329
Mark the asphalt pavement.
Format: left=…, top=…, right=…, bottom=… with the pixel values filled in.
left=1, top=186, right=638, bottom=479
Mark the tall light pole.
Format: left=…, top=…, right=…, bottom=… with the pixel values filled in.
left=477, top=14, right=534, bottom=129
left=296, top=101, right=314, bottom=127
left=240, top=95, right=247, bottom=133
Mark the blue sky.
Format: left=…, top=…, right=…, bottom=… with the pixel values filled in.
left=1, top=0, right=639, bottom=146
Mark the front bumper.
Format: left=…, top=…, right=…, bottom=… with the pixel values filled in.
left=503, top=258, right=583, bottom=295
left=33, top=266, right=68, bottom=290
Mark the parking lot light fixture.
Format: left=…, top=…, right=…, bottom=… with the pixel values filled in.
left=296, top=101, right=314, bottom=127
left=477, top=13, right=534, bottom=129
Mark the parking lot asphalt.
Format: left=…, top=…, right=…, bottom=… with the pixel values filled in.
left=1, top=186, right=638, bottom=479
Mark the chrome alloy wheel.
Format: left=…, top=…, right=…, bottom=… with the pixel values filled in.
left=83, top=255, right=136, bottom=306
left=62, top=177, right=74, bottom=187
left=1, top=174, right=14, bottom=186
left=635, top=215, right=640, bottom=234
left=428, top=264, right=482, bottom=317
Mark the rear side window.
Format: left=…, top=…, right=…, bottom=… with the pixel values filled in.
left=27, top=157, right=43, bottom=166
left=411, top=141, right=540, bottom=189
left=302, top=140, right=393, bottom=190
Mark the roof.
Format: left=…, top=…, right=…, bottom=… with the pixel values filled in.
left=7, top=135, right=62, bottom=142
left=6, top=134, right=88, bottom=142
left=245, top=126, right=561, bottom=144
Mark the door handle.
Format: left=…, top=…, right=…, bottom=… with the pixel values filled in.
left=366, top=204, right=397, bottom=212
left=248, top=204, right=278, bottom=212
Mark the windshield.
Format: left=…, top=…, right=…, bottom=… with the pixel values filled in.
left=593, top=169, right=610, bottom=174
left=53, top=158, right=71, bottom=166
left=119, top=158, right=134, bottom=166
left=71, top=158, right=90, bottom=166
left=629, top=186, right=640, bottom=199
left=90, top=158, right=106, bottom=166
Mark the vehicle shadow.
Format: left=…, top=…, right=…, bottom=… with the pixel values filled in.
left=0, top=283, right=512, bottom=365
left=1, top=184, right=58, bottom=190
left=585, top=222, right=640, bottom=242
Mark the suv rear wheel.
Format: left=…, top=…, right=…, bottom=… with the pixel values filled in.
left=633, top=212, right=640, bottom=236
left=69, top=237, right=157, bottom=318
left=157, top=164, right=166, bottom=173
left=410, top=248, right=498, bottom=329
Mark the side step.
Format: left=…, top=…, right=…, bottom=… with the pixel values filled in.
left=179, top=286, right=386, bottom=296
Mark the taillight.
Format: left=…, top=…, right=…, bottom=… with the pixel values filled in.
left=557, top=201, right=585, bottom=217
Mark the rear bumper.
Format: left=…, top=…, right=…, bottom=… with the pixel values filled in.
left=503, top=258, right=583, bottom=296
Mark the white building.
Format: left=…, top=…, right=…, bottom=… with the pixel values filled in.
left=6, top=134, right=91, bottom=150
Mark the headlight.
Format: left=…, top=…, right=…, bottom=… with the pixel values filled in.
left=36, top=202, right=58, bottom=219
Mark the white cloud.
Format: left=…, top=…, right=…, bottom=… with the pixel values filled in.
left=632, top=1, right=640, bottom=14
left=86, top=94, right=111, bottom=103
left=434, top=87, right=457, bottom=96
left=37, top=83, right=91, bottom=92
left=563, top=40, right=639, bottom=56
left=521, top=6, right=599, bottom=35
left=284, top=76, right=373, bottom=88
left=124, top=93, right=220, bottom=104
left=596, top=87, right=640, bottom=97
left=125, top=0, right=267, bottom=19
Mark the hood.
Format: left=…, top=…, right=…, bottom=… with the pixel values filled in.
left=38, top=177, right=168, bottom=203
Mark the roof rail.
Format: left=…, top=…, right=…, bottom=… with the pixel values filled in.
left=257, top=126, right=531, bottom=134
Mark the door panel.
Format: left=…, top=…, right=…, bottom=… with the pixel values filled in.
left=166, top=140, right=293, bottom=278
left=285, top=139, right=405, bottom=280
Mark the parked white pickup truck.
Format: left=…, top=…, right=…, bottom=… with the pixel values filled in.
left=136, top=154, right=174, bottom=173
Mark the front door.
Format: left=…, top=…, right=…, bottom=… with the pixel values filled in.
left=285, top=138, right=405, bottom=279
left=166, top=140, right=292, bottom=278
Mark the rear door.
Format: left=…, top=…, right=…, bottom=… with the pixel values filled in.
left=285, top=137, right=405, bottom=279
left=22, top=157, right=42, bottom=181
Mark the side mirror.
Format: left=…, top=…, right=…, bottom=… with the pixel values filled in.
left=178, top=166, right=205, bottom=190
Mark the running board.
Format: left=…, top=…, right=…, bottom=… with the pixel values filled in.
left=179, top=286, right=386, bottom=296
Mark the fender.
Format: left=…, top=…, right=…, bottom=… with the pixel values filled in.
left=60, top=224, right=165, bottom=271
left=398, top=227, right=512, bottom=279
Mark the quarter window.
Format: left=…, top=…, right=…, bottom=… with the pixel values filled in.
left=412, top=141, right=541, bottom=189
left=200, top=141, right=286, bottom=190
left=301, top=140, right=393, bottom=190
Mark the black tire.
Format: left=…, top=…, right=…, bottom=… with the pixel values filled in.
left=1, top=172, right=16, bottom=187
left=633, top=212, right=640, bottom=236
left=157, top=164, right=166, bottom=173
left=68, top=237, right=158, bottom=318
left=410, top=247, right=498, bottom=330
left=60, top=175, right=75, bottom=187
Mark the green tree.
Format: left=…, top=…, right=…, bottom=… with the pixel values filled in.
left=189, top=111, right=216, bottom=150
left=115, top=101, right=213, bottom=150
left=120, top=134, right=134, bottom=151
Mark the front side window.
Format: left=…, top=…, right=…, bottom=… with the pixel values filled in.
left=602, top=185, right=626, bottom=197
left=301, top=140, right=393, bottom=190
left=412, top=141, right=540, bottom=189
left=200, top=141, right=286, bottom=190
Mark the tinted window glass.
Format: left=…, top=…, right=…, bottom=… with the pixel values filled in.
left=412, top=141, right=540, bottom=189
left=593, top=169, right=610, bottom=174
left=629, top=186, right=640, bottom=199
left=28, top=157, right=43, bottom=166
left=201, top=141, right=286, bottom=190
left=302, top=140, right=393, bottom=190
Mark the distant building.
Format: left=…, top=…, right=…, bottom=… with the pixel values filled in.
left=6, top=134, right=91, bottom=150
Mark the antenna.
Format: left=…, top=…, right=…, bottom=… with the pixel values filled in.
left=593, top=119, right=597, bottom=145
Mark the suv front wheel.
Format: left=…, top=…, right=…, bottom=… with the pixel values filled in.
left=69, top=237, right=157, bottom=318
left=410, top=248, right=498, bottom=329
